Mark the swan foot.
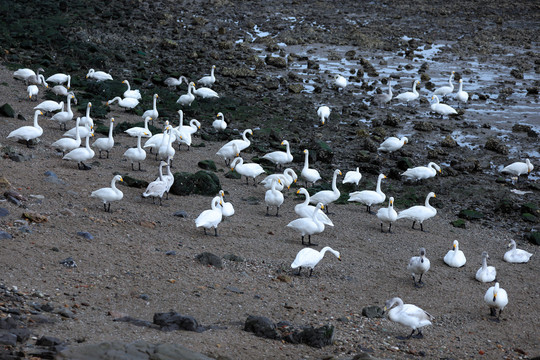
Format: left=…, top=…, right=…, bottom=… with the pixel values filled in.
left=203, top=228, right=207, bottom=235
left=420, top=223, right=425, bottom=232
left=489, top=308, right=497, bottom=317
left=214, top=228, right=218, bottom=237
left=411, top=330, right=424, bottom=339
left=309, top=268, right=314, bottom=277
left=388, top=224, right=393, bottom=233
left=106, top=151, right=110, bottom=159
left=307, top=235, right=318, bottom=247
left=296, top=267, right=302, bottom=276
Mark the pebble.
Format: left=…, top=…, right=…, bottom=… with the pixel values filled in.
left=0, top=231, right=13, bottom=239
left=0, top=207, right=9, bottom=217
left=60, top=257, right=77, bottom=268
left=77, top=231, right=94, bottom=240
left=165, top=251, right=176, bottom=256
left=173, top=210, right=188, bottom=217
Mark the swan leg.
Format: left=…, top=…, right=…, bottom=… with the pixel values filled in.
left=296, top=267, right=302, bottom=276
left=307, top=235, right=317, bottom=247
left=417, top=273, right=425, bottom=287
left=203, top=228, right=207, bottom=235
left=420, top=223, right=424, bottom=232
left=275, top=206, right=280, bottom=217
left=138, top=162, right=142, bottom=171
left=489, top=307, right=497, bottom=317
left=412, top=330, right=424, bottom=339
left=411, top=221, right=416, bottom=230
left=214, top=228, right=218, bottom=237
left=388, top=223, right=393, bottom=233
left=309, top=268, right=313, bottom=277
left=80, top=162, right=92, bottom=170
left=131, top=163, right=135, bottom=171
left=498, top=309, right=503, bottom=320
left=106, top=150, right=110, bottom=159
left=103, top=203, right=107, bottom=212
left=266, top=206, right=270, bottom=216
left=380, top=223, right=384, bottom=233
left=301, top=235, right=305, bottom=245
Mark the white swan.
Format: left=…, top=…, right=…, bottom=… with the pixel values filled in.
left=27, top=85, right=38, bottom=100
left=157, top=127, right=175, bottom=161
left=503, top=239, right=533, bottom=263
left=261, top=168, right=297, bottom=191
left=92, top=118, right=115, bottom=158
left=125, top=116, right=152, bottom=138
left=484, top=282, right=508, bottom=320
left=51, top=85, right=68, bottom=96
left=295, top=188, right=334, bottom=226
left=262, top=140, right=293, bottom=168
left=46, top=73, right=70, bottom=89
left=374, top=81, right=393, bottom=106
left=317, top=106, right=330, bottom=125
left=456, top=79, right=468, bottom=106
left=342, top=167, right=362, bottom=186
left=213, top=112, right=227, bottom=131
left=79, top=102, right=93, bottom=127
left=165, top=75, right=188, bottom=87
left=291, top=246, right=341, bottom=277
left=51, top=93, right=75, bottom=130
left=197, top=65, right=216, bottom=87
left=161, top=158, right=175, bottom=199
left=86, top=69, right=113, bottom=81
left=378, top=136, right=408, bottom=153
left=397, top=192, right=437, bottom=231
left=64, top=117, right=93, bottom=139
left=501, top=159, right=533, bottom=178
left=142, top=94, right=159, bottom=122
left=90, top=175, right=123, bottom=212
left=231, top=157, right=265, bottom=185
left=121, top=80, right=141, bottom=100
left=7, top=110, right=43, bottom=147
left=13, top=68, right=41, bottom=82
left=287, top=203, right=326, bottom=246
left=142, top=161, right=168, bottom=205
left=476, top=251, right=496, bottom=283
left=395, top=80, right=420, bottom=104
left=407, top=248, right=430, bottom=287
left=376, top=196, right=397, bottom=233
left=265, top=179, right=284, bottom=216
left=309, top=169, right=342, bottom=213
left=348, top=173, right=386, bottom=213
left=123, top=132, right=148, bottom=171
left=143, top=124, right=169, bottom=154
left=218, top=190, right=235, bottom=217
left=176, top=82, right=195, bottom=106
left=63, top=133, right=95, bottom=170
left=34, top=100, right=63, bottom=113
left=106, top=96, right=139, bottom=110
left=51, top=117, right=81, bottom=156
left=334, top=75, right=347, bottom=90
left=431, top=95, right=457, bottom=116
left=192, top=82, right=219, bottom=98
left=177, top=119, right=201, bottom=150
left=401, top=162, right=441, bottom=181
left=26, top=69, right=47, bottom=87
left=216, top=142, right=240, bottom=166
left=444, top=240, right=466, bottom=268
left=195, top=196, right=223, bottom=236
left=222, top=128, right=252, bottom=152
left=433, top=71, right=455, bottom=97
left=300, top=149, right=321, bottom=186
left=383, top=297, right=434, bottom=339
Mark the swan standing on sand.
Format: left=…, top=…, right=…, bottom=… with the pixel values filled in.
left=378, top=136, right=408, bottom=153
left=231, top=157, right=265, bottom=186
left=456, top=79, right=468, bottom=106
left=195, top=196, right=223, bottom=236
left=317, top=106, right=330, bottom=125
left=7, top=110, right=43, bottom=147
left=431, top=95, right=457, bottom=117
left=123, top=132, right=148, bottom=171
left=476, top=251, right=496, bottom=283
left=291, top=246, right=341, bottom=277
left=377, top=196, right=397, bottom=233
left=198, top=65, right=216, bottom=87
left=92, top=118, right=115, bottom=158
left=348, top=173, right=386, bottom=213
left=433, top=71, right=455, bottom=98
left=334, top=75, right=347, bottom=90
left=125, top=116, right=152, bottom=138
left=501, top=159, right=533, bottom=179
left=397, top=192, right=437, bottom=231
left=213, top=112, right=227, bottom=131
left=444, top=240, right=466, bottom=268
left=395, top=80, right=420, bottom=105
left=51, top=93, right=75, bottom=130
left=160, top=158, right=174, bottom=199
left=309, top=169, right=342, bottom=213
left=165, top=74, right=188, bottom=88
left=342, top=167, right=362, bottom=186
left=107, top=96, right=139, bottom=110
left=218, top=190, right=235, bottom=218
left=63, top=133, right=95, bottom=170
left=142, top=94, right=159, bottom=123
left=90, top=175, right=123, bottom=212
left=86, top=69, right=113, bottom=81
left=52, top=85, right=69, bottom=96
left=142, top=161, right=168, bottom=205
left=261, top=168, right=297, bottom=191
left=216, top=142, right=240, bottom=166
left=177, top=119, right=201, bottom=151
left=503, top=239, right=533, bottom=263
left=222, top=129, right=253, bottom=152
left=262, top=140, right=293, bottom=169
left=177, top=82, right=196, bottom=106
left=401, top=162, right=441, bottom=181
left=265, top=179, right=284, bottom=216
left=407, top=248, right=430, bottom=287
left=51, top=117, right=81, bottom=156
left=46, top=73, right=71, bottom=89
left=295, top=188, right=334, bottom=226
left=27, top=85, right=39, bottom=100
left=287, top=203, right=326, bottom=246
left=301, top=149, right=321, bottom=187
left=374, top=81, right=393, bottom=106
left=383, top=297, right=434, bottom=339
left=484, top=282, right=508, bottom=320
left=34, top=100, right=63, bottom=114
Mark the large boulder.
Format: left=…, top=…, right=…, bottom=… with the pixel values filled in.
left=170, top=171, right=220, bottom=196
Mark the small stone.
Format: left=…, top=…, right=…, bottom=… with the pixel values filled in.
left=0, top=231, right=13, bottom=240
left=153, top=312, right=202, bottom=332
left=23, top=211, right=48, bottom=223
left=57, top=309, right=75, bottom=318
left=362, top=305, right=384, bottom=318
left=223, top=254, right=244, bottom=262
left=0, top=103, right=15, bottom=118
left=77, top=231, right=94, bottom=240
left=244, top=315, right=279, bottom=339
left=0, top=331, right=17, bottom=346
left=173, top=210, right=188, bottom=217
left=276, top=275, right=291, bottom=283
left=139, top=294, right=150, bottom=301
left=0, top=208, right=9, bottom=217
left=139, top=220, right=156, bottom=229
left=36, top=335, right=63, bottom=347
left=265, top=56, right=287, bottom=68
left=225, top=286, right=243, bottom=294
left=195, top=252, right=223, bottom=269
left=60, top=257, right=77, bottom=268
left=0, top=177, right=11, bottom=190
left=165, top=251, right=176, bottom=256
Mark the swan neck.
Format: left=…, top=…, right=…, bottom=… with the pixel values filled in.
left=482, top=256, right=487, bottom=269
left=152, top=95, right=157, bottom=110
left=33, top=111, right=40, bottom=126
left=136, top=134, right=143, bottom=148
left=304, top=151, right=309, bottom=169
left=111, top=177, right=118, bottom=189
left=332, top=171, right=339, bottom=191
left=85, top=135, right=91, bottom=148
left=376, top=176, right=383, bottom=193
left=301, top=190, right=310, bottom=206
left=108, top=121, right=114, bottom=138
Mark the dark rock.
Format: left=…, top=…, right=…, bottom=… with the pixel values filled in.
left=458, top=209, right=484, bottom=220
left=223, top=254, right=244, bottom=262
left=314, top=140, right=333, bottom=163
left=288, top=83, right=304, bottom=93
left=0, top=104, right=15, bottom=118
left=77, top=231, right=94, bottom=240
left=441, top=135, right=458, bottom=148
left=285, top=325, right=335, bottom=348
left=496, top=199, right=515, bottom=214
left=451, top=219, right=466, bottom=228
left=521, top=213, right=537, bottom=223
left=57, top=309, right=75, bottom=318
left=10, top=327, right=30, bottom=343
left=265, top=56, right=287, bottom=68
left=41, top=303, right=54, bottom=312
left=139, top=294, right=150, bottom=301
left=224, top=170, right=242, bottom=179
left=397, top=157, right=414, bottom=171
left=362, top=306, right=384, bottom=318
left=170, top=171, right=221, bottom=196
left=36, top=335, right=62, bottom=347
left=44, top=170, right=66, bottom=185
left=0, top=231, right=12, bottom=240
left=244, top=315, right=279, bottom=339
left=485, top=137, right=509, bottom=155
left=153, top=312, right=203, bottom=332
left=197, top=160, right=216, bottom=171
left=521, top=203, right=538, bottom=216
left=225, top=286, right=243, bottom=294
left=526, top=231, right=540, bottom=246
left=413, top=121, right=434, bottom=132
left=195, top=252, right=223, bottom=269
left=0, top=331, right=17, bottom=346
left=121, top=175, right=149, bottom=189
left=173, top=210, right=188, bottom=218
left=510, top=69, right=523, bottom=79
left=60, top=257, right=77, bottom=268
left=165, top=251, right=176, bottom=256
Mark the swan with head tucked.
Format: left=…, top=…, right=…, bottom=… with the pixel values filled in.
left=92, top=118, right=115, bottom=158
left=63, top=133, right=95, bottom=170
left=309, top=169, right=342, bottom=213
left=407, top=248, right=430, bottom=287
left=51, top=117, right=81, bottom=156
left=261, top=168, right=297, bottom=191
left=348, top=173, right=386, bottom=213
left=342, top=167, right=362, bottom=186
left=334, top=74, right=347, bottom=90
left=431, top=95, right=457, bottom=117
left=295, top=188, right=334, bottom=226
left=218, top=190, right=234, bottom=218
left=401, top=162, right=441, bottom=181
left=7, top=110, right=43, bottom=147
left=165, top=75, right=188, bottom=88
left=231, top=157, right=265, bottom=186
left=27, top=85, right=39, bottom=100
left=123, top=132, right=148, bottom=171
left=86, top=69, right=113, bottom=81
left=444, top=240, right=466, bottom=267
left=383, top=297, right=434, bottom=339
left=456, top=79, right=468, bottom=106
left=395, top=80, right=420, bottom=104
left=484, top=282, right=508, bottom=320
left=377, top=196, right=397, bottom=233
left=301, top=149, right=321, bottom=186
left=106, top=96, right=139, bottom=110
left=476, top=251, right=496, bottom=283
left=291, top=246, right=341, bottom=277
left=90, top=175, right=123, bottom=212
left=122, top=80, right=141, bottom=100
left=51, top=93, right=75, bottom=130
left=142, top=161, right=168, bottom=205
left=504, top=239, right=533, bottom=263
left=125, top=116, right=152, bottom=138
left=265, top=179, right=284, bottom=216
left=34, top=100, right=63, bottom=114
left=501, top=159, right=533, bottom=178
left=142, top=94, right=159, bottom=122
left=374, top=81, right=393, bottom=106
left=213, top=112, right=227, bottom=131
left=195, top=196, right=223, bottom=236
left=317, top=106, right=330, bottom=125
left=262, top=140, right=293, bottom=168
left=192, top=82, right=219, bottom=98
left=177, top=82, right=196, bottom=106
left=378, top=136, right=408, bottom=153
left=46, top=73, right=70, bottom=89
left=287, top=203, right=326, bottom=246
left=198, top=65, right=216, bottom=87
left=397, top=192, right=437, bottom=231
left=433, top=71, right=455, bottom=97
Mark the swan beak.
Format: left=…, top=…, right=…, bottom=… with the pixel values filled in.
left=231, top=168, right=234, bottom=171
left=382, top=306, right=387, bottom=315
left=294, top=179, right=297, bottom=183
left=433, top=194, right=437, bottom=198
left=111, top=118, right=115, bottom=122
left=439, top=169, right=442, bottom=173
left=390, top=199, right=393, bottom=205
left=322, top=120, right=325, bottom=125
left=453, top=244, right=456, bottom=250
left=119, top=177, right=123, bottom=182
left=339, top=171, right=342, bottom=175
left=287, top=185, right=290, bottom=189
left=122, top=80, right=126, bottom=84
left=106, top=102, right=109, bottom=106
left=493, top=292, right=497, bottom=301
left=39, top=111, right=43, bottom=115
left=156, top=94, right=159, bottom=98
left=383, top=175, right=387, bottom=179
left=296, top=189, right=300, bottom=194
left=338, top=256, right=342, bottom=261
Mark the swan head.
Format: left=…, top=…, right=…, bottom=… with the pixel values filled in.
left=303, top=149, right=308, bottom=154
left=419, top=247, right=426, bottom=257
left=506, top=239, right=516, bottom=249
left=154, top=94, right=159, bottom=99
left=402, top=137, right=408, bottom=144
left=389, top=197, right=394, bottom=205
left=482, top=251, right=489, bottom=259
left=217, top=112, right=223, bottom=118
left=219, top=190, right=225, bottom=196
left=452, top=240, right=459, bottom=250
